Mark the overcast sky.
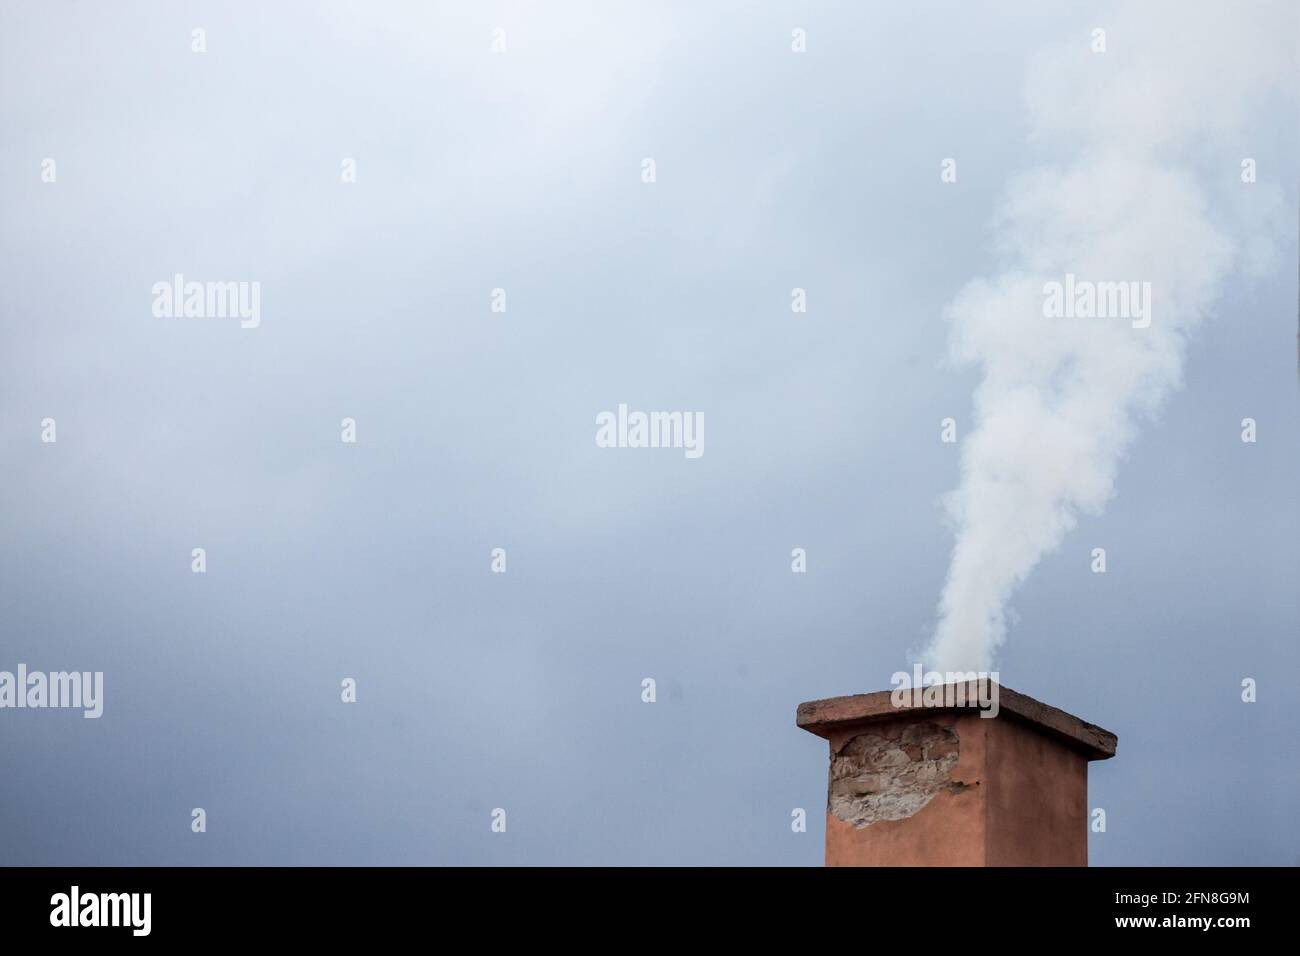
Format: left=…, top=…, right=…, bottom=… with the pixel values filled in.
left=1, top=0, right=1296, bottom=865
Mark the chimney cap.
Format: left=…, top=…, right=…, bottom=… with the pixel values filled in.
left=796, top=681, right=1117, bottom=761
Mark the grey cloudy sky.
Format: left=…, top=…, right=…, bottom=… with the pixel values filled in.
left=1, top=0, right=1296, bottom=865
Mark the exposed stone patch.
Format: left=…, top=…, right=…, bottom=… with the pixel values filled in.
left=828, top=720, right=970, bottom=827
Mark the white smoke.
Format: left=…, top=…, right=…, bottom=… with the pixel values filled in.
left=925, top=1, right=1297, bottom=672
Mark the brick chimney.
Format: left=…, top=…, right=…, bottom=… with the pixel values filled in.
left=796, top=681, right=1116, bottom=866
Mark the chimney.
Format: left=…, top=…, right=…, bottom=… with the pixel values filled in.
left=796, top=681, right=1117, bottom=866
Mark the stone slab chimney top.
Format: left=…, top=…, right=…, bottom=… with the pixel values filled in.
left=796, top=681, right=1117, bottom=867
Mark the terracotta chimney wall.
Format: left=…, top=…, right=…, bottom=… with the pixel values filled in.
left=797, top=682, right=1117, bottom=867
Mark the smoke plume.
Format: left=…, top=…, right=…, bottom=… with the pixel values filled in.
left=925, top=1, right=1297, bottom=672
